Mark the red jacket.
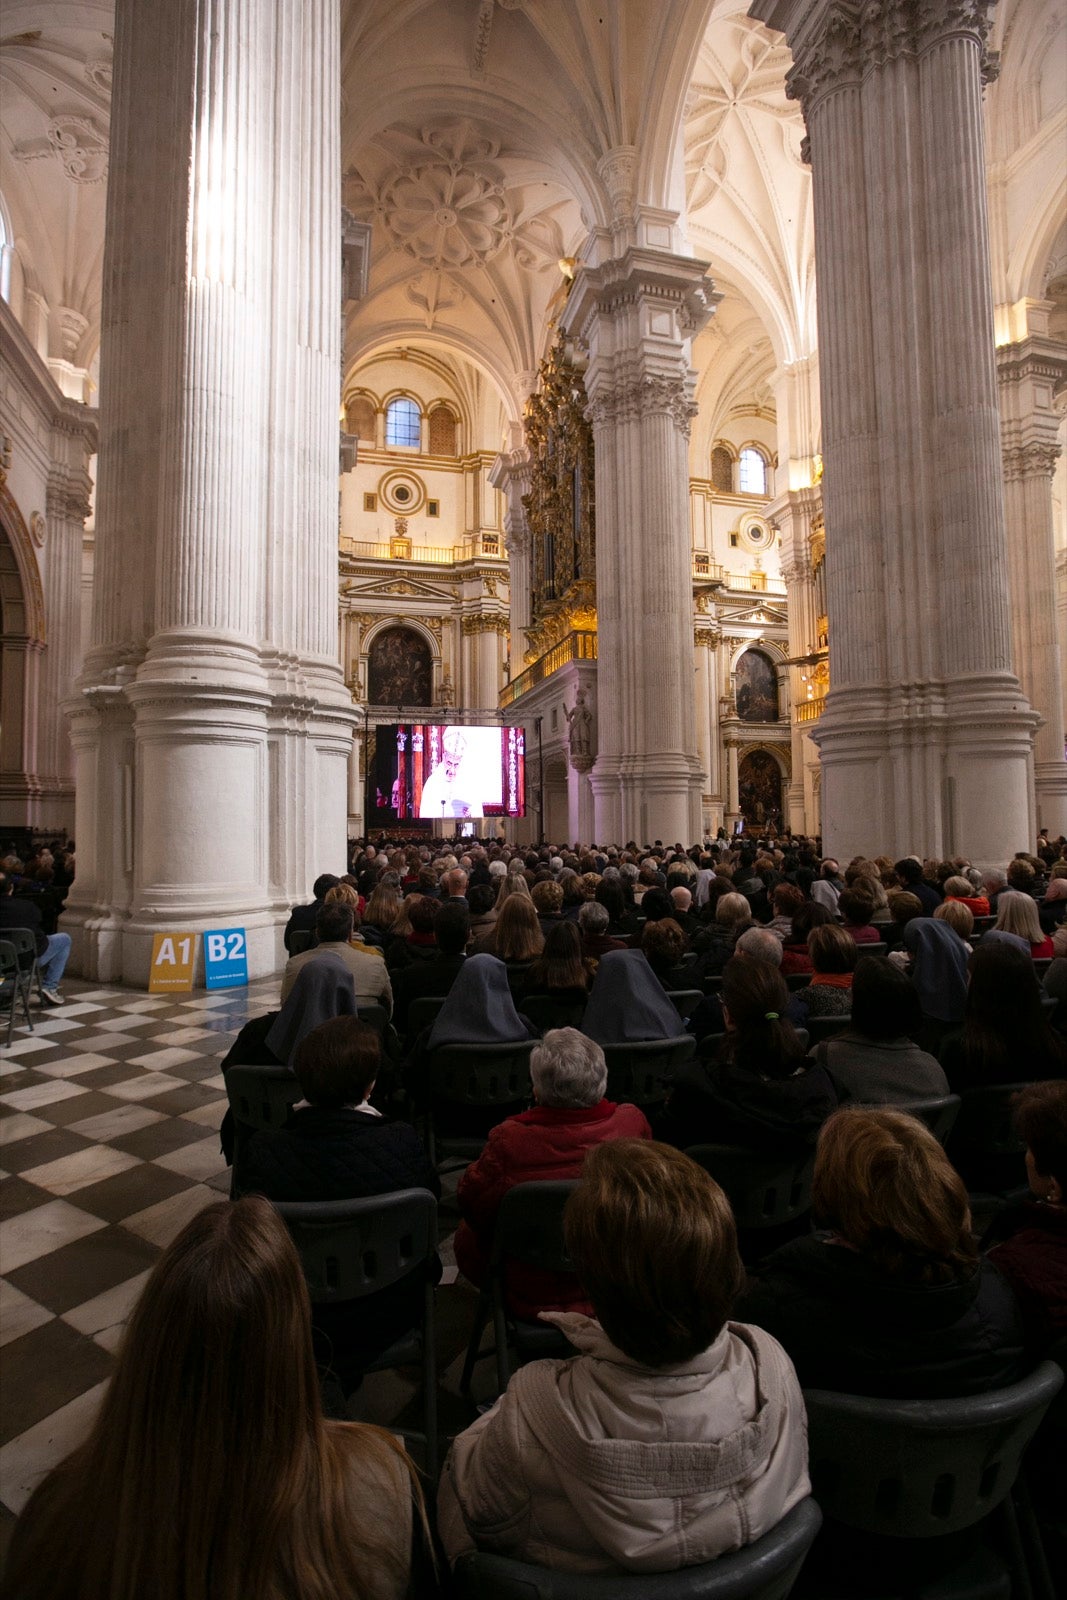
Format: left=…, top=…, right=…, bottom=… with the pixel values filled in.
left=455, top=1099, right=652, bottom=1319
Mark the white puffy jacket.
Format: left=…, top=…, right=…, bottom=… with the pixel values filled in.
left=438, top=1313, right=810, bottom=1575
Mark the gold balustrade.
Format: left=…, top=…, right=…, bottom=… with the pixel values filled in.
left=796, top=695, right=826, bottom=723
left=499, top=630, right=598, bottom=709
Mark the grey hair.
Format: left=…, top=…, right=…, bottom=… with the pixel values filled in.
left=670, top=886, right=692, bottom=912
left=734, top=927, right=783, bottom=967
left=578, top=900, right=609, bottom=933
left=548, top=856, right=564, bottom=873
left=965, top=866, right=984, bottom=891
left=530, top=1027, right=607, bottom=1109
left=983, top=867, right=1008, bottom=892
left=619, top=862, right=639, bottom=883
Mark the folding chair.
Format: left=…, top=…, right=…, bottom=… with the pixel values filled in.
left=0, top=938, right=34, bottom=1047
left=424, top=1039, right=535, bottom=1168
left=601, top=1035, right=696, bottom=1109
left=892, top=1094, right=961, bottom=1145
left=224, top=1062, right=302, bottom=1196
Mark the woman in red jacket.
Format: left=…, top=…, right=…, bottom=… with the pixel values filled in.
left=454, top=1027, right=652, bottom=1319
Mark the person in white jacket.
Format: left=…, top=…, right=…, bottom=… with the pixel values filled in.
left=438, top=1138, right=810, bottom=1575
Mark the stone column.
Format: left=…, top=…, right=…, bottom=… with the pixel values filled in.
left=561, top=249, right=717, bottom=845
left=38, top=416, right=95, bottom=828
left=752, top=0, right=1038, bottom=866
left=771, top=486, right=822, bottom=833
left=65, top=0, right=353, bottom=983
left=694, top=624, right=721, bottom=831
left=997, top=318, right=1067, bottom=834
left=489, top=445, right=532, bottom=642
left=724, top=736, right=741, bottom=830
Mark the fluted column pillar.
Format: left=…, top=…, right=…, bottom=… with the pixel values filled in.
left=753, top=0, right=1038, bottom=866
left=561, top=249, right=717, bottom=846
left=997, top=324, right=1067, bottom=834
left=724, top=737, right=741, bottom=829
left=489, top=446, right=532, bottom=644
left=65, top=0, right=353, bottom=983
left=770, top=486, right=823, bottom=833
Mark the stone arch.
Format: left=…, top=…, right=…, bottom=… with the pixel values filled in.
left=365, top=621, right=436, bottom=707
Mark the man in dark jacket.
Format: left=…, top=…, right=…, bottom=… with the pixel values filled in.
left=0, top=872, right=70, bottom=1004
left=283, top=872, right=340, bottom=953
left=240, top=1014, right=439, bottom=1394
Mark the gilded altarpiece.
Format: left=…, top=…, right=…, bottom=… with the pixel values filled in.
left=522, top=337, right=597, bottom=661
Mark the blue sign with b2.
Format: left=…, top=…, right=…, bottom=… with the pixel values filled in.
left=203, top=928, right=249, bottom=990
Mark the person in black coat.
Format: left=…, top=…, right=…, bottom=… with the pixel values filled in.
left=283, top=872, right=340, bottom=953
left=736, top=1105, right=1027, bottom=1398
left=391, top=899, right=469, bottom=1039
left=241, top=1014, right=440, bottom=1395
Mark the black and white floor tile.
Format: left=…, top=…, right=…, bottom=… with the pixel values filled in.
left=0, top=974, right=483, bottom=1554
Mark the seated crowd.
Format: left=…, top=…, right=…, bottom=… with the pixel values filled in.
left=7, top=829, right=1067, bottom=1597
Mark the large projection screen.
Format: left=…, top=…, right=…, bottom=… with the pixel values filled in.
left=369, top=724, right=525, bottom=822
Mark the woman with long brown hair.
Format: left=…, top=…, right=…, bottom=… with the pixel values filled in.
left=6, top=1196, right=429, bottom=1600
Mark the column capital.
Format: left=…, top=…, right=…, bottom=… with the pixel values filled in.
left=751, top=0, right=998, bottom=121
left=560, top=245, right=720, bottom=349
left=1002, top=441, right=1062, bottom=482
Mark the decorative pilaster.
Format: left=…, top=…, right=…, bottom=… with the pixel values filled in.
left=489, top=446, right=532, bottom=640
left=770, top=486, right=823, bottom=833
left=997, top=322, right=1067, bottom=834
left=38, top=420, right=95, bottom=825
left=752, top=0, right=1038, bottom=865
left=561, top=247, right=718, bottom=844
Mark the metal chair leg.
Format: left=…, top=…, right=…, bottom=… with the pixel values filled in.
left=459, top=1293, right=492, bottom=1395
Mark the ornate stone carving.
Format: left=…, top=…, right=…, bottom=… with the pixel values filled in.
left=30, top=511, right=46, bottom=548
left=694, top=626, right=721, bottom=649
left=585, top=373, right=698, bottom=438
left=1002, top=442, right=1061, bottom=481
left=786, top=0, right=998, bottom=117
left=461, top=614, right=510, bottom=636
left=47, top=117, right=109, bottom=183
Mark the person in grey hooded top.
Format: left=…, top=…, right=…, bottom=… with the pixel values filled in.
left=438, top=1139, right=809, bottom=1575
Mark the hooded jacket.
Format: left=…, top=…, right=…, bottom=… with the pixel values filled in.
left=438, top=1314, right=809, bottom=1574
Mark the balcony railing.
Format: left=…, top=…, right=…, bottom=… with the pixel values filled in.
left=499, top=630, right=598, bottom=709
left=339, top=536, right=506, bottom=565
left=691, top=557, right=786, bottom=596
left=796, top=695, right=827, bottom=724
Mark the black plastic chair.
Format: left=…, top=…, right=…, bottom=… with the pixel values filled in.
left=946, top=1081, right=1031, bottom=1199
left=686, top=1143, right=815, bottom=1233
left=459, top=1178, right=579, bottom=1398
left=601, top=1035, right=696, bottom=1108
left=407, top=993, right=448, bottom=1038
left=803, top=1015, right=852, bottom=1045
left=785, top=972, right=811, bottom=992
left=665, top=988, right=704, bottom=1021
left=452, top=1496, right=823, bottom=1599
left=521, top=993, right=588, bottom=1033
left=0, top=938, right=34, bottom=1047
left=3, top=926, right=43, bottom=1005
left=424, top=1040, right=536, bottom=1167
left=224, top=1063, right=302, bottom=1195
left=892, top=1094, right=961, bottom=1145
left=802, top=1363, right=1064, bottom=1599
left=288, top=929, right=315, bottom=955
left=273, top=1189, right=440, bottom=1476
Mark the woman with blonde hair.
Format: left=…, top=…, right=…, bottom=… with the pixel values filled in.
left=934, top=897, right=974, bottom=947
left=6, top=1196, right=428, bottom=1600
left=994, top=888, right=1054, bottom=957
left=493, top=870, right=533, bottom=912
left=735, top=1107, right=1026, bottom=1397
left=489, top=892, right=544, bottom=970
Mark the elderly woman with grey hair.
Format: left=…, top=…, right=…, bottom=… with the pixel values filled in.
left=453, top=1027, right=653, bottom=1320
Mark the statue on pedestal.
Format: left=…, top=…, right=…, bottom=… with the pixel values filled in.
left=564, top=688, right=594, bottom=769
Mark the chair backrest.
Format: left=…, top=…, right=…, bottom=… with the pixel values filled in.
left=785, top=972, right=811, bottom=991
left=272, top=1188, right=438, bottom=1303
left=804, top=1363, right=1063, bottom=1538
left=225, top=1063, right=302, bottom=1132
left=664, top=989, right=703, bottom=1020
left=854, top=941, right=887, bottom=958
left=521, top=993, right=588, bottom=1033
left=892, top=1094, right=961, bottom=1144
left=1039, top=993, right=1057, bottom=1015
left=407, top=994, right=448, bottom=1036
left=949, top=1082, right=1030, bottom=1160
left=355, top=1002, right=389, bottom=1035
left=686, top=1143, right=814, bottom=1230
left=804, top=1015, right=851, bottom=1044
left=427, top=1040, right=536, bottom=1107
left=602, top=1035, right=696, bottom=1106
left=1032, top=957, right=1052, bottom=979
left=288, top=929, right=315, bottom=955
left=2, top=927, right=38, bottom=964
left=452, top=1496, right=823, bottom=1599
left=0, top=938, right=20, bottom=981
left=490, top=1179, right=577, bottom=1274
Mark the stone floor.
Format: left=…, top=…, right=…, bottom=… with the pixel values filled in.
left=0, top=972, right=485, bottom=1557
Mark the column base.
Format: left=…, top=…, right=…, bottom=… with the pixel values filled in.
left=811, top=674, right=1038, bottom=868
left=66, top=906, right=284, bottom=987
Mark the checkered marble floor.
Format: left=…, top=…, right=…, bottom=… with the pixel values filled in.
left=0, top=974, right=482, bottom=1552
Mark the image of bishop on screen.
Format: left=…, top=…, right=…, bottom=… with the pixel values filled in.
left=418, top=725, right=501, bottom=819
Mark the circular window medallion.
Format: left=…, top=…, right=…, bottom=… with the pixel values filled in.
left=379, top=471, right=426, bottom=515
left=738, top=513, right=774, bottom=554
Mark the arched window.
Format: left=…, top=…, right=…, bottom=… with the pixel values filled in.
left=738, top=447, right=768, bottom=495
left=344, top=394, right=376, bottom=441
left=385, top=396, right=421, bottom=448
left=711, top=444, right=734, bottom=493
left=428, top=403, right=457, bottom=455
